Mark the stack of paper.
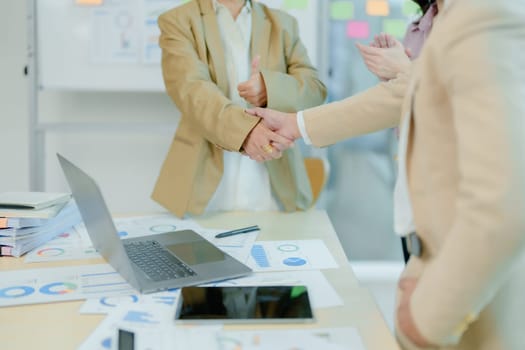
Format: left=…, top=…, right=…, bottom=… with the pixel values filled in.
left=0, top=192, right=82, bottom=257
left=0, top=191, right=71, bottom=210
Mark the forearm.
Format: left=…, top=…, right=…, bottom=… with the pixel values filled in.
left=159, top=15, right=258, bottom=151
left=165, top=74, right=257, bottom=150
left=303, top=71, right=408, bottom=147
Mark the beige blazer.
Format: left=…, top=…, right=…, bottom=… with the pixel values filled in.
left=152, top=0, right=326, bottom=217
left=305, top=0, right=525, bottom=349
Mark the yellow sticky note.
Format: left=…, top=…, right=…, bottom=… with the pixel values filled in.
left=383, top=19, right=408, bottom=39
left=283, top=0, right=309, bottom=10
left=366, top=0, right=389, bottom=16
left=75, top=0, right=103, bottom=5
left=331, top=1, right=354, bottom=20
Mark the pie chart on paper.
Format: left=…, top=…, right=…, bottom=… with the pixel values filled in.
left=283, top=257, right=307, bottom=266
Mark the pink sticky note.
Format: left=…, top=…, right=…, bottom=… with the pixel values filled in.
left=346, top=21, right=370, bottom=39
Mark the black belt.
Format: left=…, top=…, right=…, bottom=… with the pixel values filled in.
left=406, top=232, right=422, bottom=257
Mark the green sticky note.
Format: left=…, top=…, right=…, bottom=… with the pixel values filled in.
left=290, top=285, right=307, bottom=298
left=283, top=0, right=309, bottom=10
left=330, top=1, right=354, bottom=20
left=402, top=0, right=422, bottom=16
left=383, top=19, right=407, bottom=39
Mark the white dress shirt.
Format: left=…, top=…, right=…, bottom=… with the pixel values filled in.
left=392, top=112, right=415, bottom=236
left=205, top=0, right=279, bottom=212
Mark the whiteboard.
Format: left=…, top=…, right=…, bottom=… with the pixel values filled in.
left=37, top=0, right=323, bottom=92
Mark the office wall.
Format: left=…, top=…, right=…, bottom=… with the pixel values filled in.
left=0, top=1, right=29, bottom=192
left=41, top=91, right=178, bottom=216
left=1, top=1, right=175, bottom=215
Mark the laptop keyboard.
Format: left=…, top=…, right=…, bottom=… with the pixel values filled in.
left=124, top=240, right=197, bottom=282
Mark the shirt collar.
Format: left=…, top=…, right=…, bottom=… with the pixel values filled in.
left=212, top=0, right=251, bottom=14
left=437, top=0, right=454, bottom=11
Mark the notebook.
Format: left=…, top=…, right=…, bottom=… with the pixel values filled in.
left=0, top=191, right=70, bottom=210
left=57, top=153, right=252, bottom=294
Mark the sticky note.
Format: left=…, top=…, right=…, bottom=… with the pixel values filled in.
left=383, top=19, right=408, bottom=39
left=330, top=1, right=354, bottom=20
left=366, top=0, right=389, bottom=16
left=283, top=0, right=309, bottom=10
left=75, top=0, right=103, bottom=5
left=346, top=21, right=370, bottom=39
left=402, top=0, right=422, bottom=16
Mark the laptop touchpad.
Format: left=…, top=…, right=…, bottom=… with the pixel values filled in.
left=166, top=241, right=226, bottom=265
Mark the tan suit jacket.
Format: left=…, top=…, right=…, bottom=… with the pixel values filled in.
left=305, top=0, right=525, bottom=349
left=152, top=0, right=326, bottom=217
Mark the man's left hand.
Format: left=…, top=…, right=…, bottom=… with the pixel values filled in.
left=238, top=55, right=267, bottom=107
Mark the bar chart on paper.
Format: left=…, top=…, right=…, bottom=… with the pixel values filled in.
left=247, top=240, right=338, bottom=272
left=78, top=304, right=175, bottom=350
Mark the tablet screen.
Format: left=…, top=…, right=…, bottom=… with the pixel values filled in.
left=175, top=286, right=314, bottom=323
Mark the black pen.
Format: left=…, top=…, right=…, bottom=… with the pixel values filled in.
left=215, top=225, right=260, bottom=238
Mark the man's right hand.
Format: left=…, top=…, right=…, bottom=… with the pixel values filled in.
left=245, top=108, right=301, bottom=143
left=241, top=121, right=293, bottom=162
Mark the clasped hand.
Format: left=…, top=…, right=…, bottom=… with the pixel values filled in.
left=241, top=121, right=293, bottom=162
left=241, top=107, right=300, bottom=162
left=238, top=55, right=299, bottom=162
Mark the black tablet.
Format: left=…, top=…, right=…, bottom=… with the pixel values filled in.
left=175, top=285, right=314, bottom=324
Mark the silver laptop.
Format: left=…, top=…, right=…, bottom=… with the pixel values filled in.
left=57, top=153, right=252, bottom=294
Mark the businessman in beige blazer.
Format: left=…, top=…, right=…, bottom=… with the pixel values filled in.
left=152, top=0, right=326, bottom=218
left=248, top=0, right=525, bottom=349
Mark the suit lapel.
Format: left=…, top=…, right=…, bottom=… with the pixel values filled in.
left=199, top=0, right=228, bottom=93
left=250, top=2, right=270, bottom=67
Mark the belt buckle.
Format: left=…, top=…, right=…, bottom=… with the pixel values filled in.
left=407, top=232, right=422, bottom=257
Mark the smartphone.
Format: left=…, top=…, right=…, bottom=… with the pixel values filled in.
left=117, top=329, right=135, bottom=350
left=175, top=285, right=314, bottom=324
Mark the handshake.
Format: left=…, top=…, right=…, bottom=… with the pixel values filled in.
left=241, top=108, right=301, bottom=162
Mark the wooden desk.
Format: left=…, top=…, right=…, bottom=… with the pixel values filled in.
left=0, top=210, right=399, bottom=350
